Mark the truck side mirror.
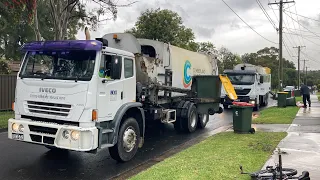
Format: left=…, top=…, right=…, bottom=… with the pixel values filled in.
left=260, top=76, right=263, bottom=83
left=110, top=57, right=122, bottom=80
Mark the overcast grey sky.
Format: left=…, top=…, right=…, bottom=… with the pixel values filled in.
left=77, top=0, right=320, bottom=70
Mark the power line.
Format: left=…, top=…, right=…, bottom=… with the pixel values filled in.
left=284, top=27, right=320, bottom=35
left=256, top=0, right=277, bottom=30
left=293, top=4, right=307, bottom=54
left=283, top=32, right=320, bottom=47
left=284, top=10, right=320, bottom=23
left=287, top=5, right=303, bottom=46
left=301, top=52, right=320, bottom=63
left=283, top=11, right=320, bottom=39
left=221, top=0, right=278, bottom=44
left=283, top=12, right=299, bottom=48
left=283, top=39, right=294, bottom=57
left=284, top=32, right=320, bottom=39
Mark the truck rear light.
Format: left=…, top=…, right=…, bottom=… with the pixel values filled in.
left=12, top=102, right=14, bottom=111
left=92, top=109, right=97, bottom=121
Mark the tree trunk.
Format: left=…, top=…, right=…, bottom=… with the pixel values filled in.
left=32, top=0, right=41, bottom=41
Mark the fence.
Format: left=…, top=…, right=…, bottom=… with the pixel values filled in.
left=0, top=75, right=16, bottom=111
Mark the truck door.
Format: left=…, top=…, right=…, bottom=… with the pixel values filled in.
left=122, top=57, right=136, bottom=103
left=97, top=54, right=124, bottom=121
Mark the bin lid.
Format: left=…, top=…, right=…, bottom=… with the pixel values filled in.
left=219, top=75, right=238, bottom=100
left=278, top=92, right=289, bottom=94
left=232, top=102, right=255, bottom=107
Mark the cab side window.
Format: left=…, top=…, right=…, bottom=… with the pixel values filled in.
left=124, top=58, right=133, bottom=78
left=99, top=54, right=122, bottom=79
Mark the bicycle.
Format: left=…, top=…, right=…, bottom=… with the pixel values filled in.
left=239, top=148, right=310, bottom=180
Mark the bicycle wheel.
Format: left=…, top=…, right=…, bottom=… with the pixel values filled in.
left=250, top=168, right=298, bottom=179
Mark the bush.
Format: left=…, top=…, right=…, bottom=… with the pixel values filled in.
left=0, top=59, right=11, bottom=74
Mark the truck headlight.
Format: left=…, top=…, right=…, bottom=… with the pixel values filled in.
left=249, top=101, right=255, bottom=105
left=19, top=124, right=24, bottom=132
left=62, top=130, right=70, bottom=139
left=12, top=123, right=19, bottom=132
left=71, top=130, right=80, bottom=141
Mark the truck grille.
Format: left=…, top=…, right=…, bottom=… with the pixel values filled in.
left=29, top=125, right=58, bottom=135
left=27, top=101, right=71, bottom=117
left=235, top=89, right=251, bottom=95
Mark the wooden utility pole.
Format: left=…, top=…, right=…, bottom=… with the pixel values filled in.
left=305, top=66, right=308, bottom=84
left=293, top=46, right=306, bottom=86
left=302, top=59, right=309, bottom=84
left=269, top=0, right=295, bottom=90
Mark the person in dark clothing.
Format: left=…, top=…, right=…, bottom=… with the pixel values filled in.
left=300, top=84, right=311, bottom=108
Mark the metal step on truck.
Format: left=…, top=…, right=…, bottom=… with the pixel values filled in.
left=8, top=30, right=235, bottom=162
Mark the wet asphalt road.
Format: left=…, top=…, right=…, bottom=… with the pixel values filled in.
left=0, top=99, right=275, bottom=180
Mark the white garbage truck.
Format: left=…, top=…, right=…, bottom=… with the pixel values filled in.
left=221, top=63, right=271, bottom=111
left=8, top=32, right=226, bottom=162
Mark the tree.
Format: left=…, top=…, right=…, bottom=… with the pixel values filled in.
left=0, top=59, right=11, bottom=74
left=39, top=0, right=135, bottom=40
left=126, top=8, right=198, bottom=51
left=218, top=47, right=242, bottom=73
left=197, top=41, right=216, bottom=52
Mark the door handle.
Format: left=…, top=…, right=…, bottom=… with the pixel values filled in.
left=121, top=91, right=123, bottom=99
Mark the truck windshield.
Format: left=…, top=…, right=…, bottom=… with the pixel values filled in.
left=20, top=50, right=96, bottom=81
left=227, top=74, right=255, bottom=85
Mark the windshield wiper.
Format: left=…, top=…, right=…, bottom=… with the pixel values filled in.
left=75, top=75, right=79, bottom=82
left=40, top=74, right=52, bottom=80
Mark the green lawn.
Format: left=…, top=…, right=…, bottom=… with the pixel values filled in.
left=131, top=132, right=286, bottom=180
left=253, top=106, right=299, bottom=124
left=0, top=111, right=13, bottom=129
left=295, top=96, right=302, bottom=102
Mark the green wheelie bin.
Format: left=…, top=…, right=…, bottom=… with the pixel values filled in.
left=231, top=102, right=255, bottom=134
left=277, top=92, right=288, bottom=108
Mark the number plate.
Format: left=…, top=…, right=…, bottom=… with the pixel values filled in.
left=12, top=133, right=24, bottom=140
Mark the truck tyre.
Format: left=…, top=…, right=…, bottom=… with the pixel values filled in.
left=182, top=103, right=198, bottom=133
left=197, top=113, right=209, bottom=129
left=174, top=101, right=186, bottom=133
left=109, top=117, right=140, bottom=162
left=264, top=95, right=269, bottom=106
left=223, top=105, right=228, bottom=109
left=253, top=104, right=260, bottom=111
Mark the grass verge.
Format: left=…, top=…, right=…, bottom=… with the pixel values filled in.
left=253, top=106, right=299, bottom=124
left=0, top=111, right=13, bottom=129
left=131, top=132, right=286, bottom=180
left=295, top=96, right=302, bottom=102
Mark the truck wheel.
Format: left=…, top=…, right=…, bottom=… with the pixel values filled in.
left=253, top=105, right=260, bottom=111
left=264, top=95, right=269, bottom=106
left=264, top=97, right=269, bottom=106
left=109, top=117, right=140, bottom=162
left=197, top=113, right=209, bottom=129
left=174, top=101, right=186, bottom=133
left=223, top=105, right=228, bottom=109
left=182, top=103, right=198, bottom=133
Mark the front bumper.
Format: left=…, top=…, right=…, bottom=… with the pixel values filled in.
left=8, top=118, right=98, bottom=151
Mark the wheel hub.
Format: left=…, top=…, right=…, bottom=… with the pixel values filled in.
left=123, top=127, right=137, bottom=153
left=190, top=111, right=197, bottom=128
left=201, top=114, right=208, bottom=124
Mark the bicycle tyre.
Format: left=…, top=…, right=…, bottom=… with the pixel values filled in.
left=250, top=168, right=297, bottom=179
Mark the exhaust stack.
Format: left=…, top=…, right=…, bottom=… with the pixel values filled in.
left=85, top=27, right=91, bottom=40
